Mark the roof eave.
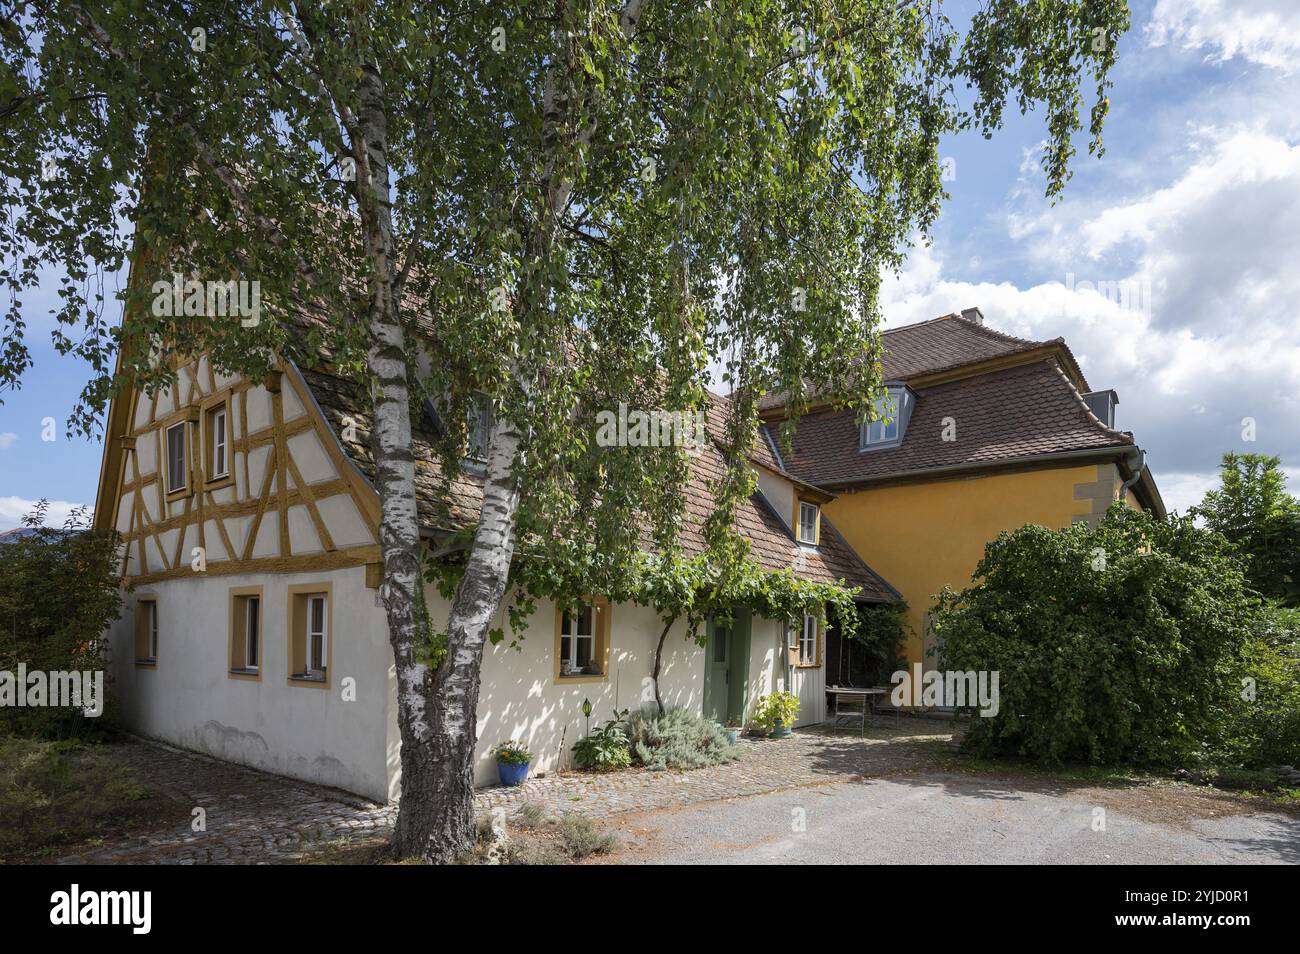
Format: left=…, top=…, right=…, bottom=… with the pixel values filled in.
left=818, top=444, right=1137, bottom=492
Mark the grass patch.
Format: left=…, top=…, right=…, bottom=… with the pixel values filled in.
left=451, top=808, right=617, bottom=865
left=0, top=735, right=167, bottom=861
left=559, top=814, right=616, bottom=858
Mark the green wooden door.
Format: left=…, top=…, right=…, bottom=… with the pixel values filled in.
left=704, top=610, right=752, bottom=725
left=704, top=619, right=731, bottom=724
left=726, top=609, right=752, bottom=724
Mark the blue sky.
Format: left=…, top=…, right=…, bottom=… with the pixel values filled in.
left=3, top=0, right=1299, bottom=526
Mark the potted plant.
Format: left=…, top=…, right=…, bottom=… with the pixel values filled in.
left=722, top=718, right=743, bottom=744
left=494, top=739, right=532, bottom=786
left=752, top=691, right=800, bottom=738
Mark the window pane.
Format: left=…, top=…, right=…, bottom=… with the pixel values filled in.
left=576, top=635, right=592, bottom=668
left=883, top=418, right=898, bottom=440
left=247, top=598, right=259, bottom=666
left=578, top=604, right=593, bottom=636
left=799, top=504, right=817, bottom=541
left=560, top=635, right=571, bottom=664
left=213, top=410, right=227, bottom=474
left=167, top=425, right=185, bottom=490
left=310, top=596, right=324, bottom=634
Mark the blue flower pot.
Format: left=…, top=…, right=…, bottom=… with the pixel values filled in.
left=771, top=719, right=792, bottom=738
left=724, top=728, right=741, bottom=744
left=498, top=760, right=530, bottom=787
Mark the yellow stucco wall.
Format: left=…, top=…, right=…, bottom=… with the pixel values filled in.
left=826, top=462, right=1128, bottom=668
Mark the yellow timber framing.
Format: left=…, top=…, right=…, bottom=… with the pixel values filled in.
left=95, top=349, right=383, bottom=587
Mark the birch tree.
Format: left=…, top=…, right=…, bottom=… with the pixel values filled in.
left=1, top=0, right=1131, bottom=861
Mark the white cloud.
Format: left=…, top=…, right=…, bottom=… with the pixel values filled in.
left=1147, top=0, right=1300, bottom=73
left=879, top=125, right=1300, bottom=489
left=1156, top=471, right=1221, bottom=516
left=0, top=496, right=91, bottom=529
left=0, top=432, right=16, bottom=450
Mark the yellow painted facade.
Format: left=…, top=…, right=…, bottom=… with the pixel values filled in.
left=825, top=462, right=1139, bottom=668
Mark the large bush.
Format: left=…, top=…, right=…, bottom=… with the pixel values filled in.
left=0, top=503, right=123, bottom=737
left=626, top=708, right=738, bottom=770
left=1237, top=604, right=1300, bottom=767
left=933, top=505, right=1258, bottom=767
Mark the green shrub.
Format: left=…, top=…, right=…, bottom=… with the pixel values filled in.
left=0, top=503, right=122, bottom=738
left=1235, top=603, right=1300, bottom=767
left=571, top=717, right=632, bottom=772
left=625, top=708, right=739, bottom=770
left=0, top=736, right=147, bottom=858
left=933, top=505, right=1259, bottom=767
left=559, top=814, right=615, bottom=858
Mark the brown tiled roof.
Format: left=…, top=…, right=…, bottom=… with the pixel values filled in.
left=757, top=312, right=1086, bottom=411
left=875, top=314, right=1056, bottom=381
left=680, top=428, right=898, bottom=600
left=292, top=358, right=897, bottom=602
left=774, top=358, right=1133, bottom=488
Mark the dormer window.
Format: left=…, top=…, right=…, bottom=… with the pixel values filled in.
left=797, top=501, right=820, bottom=545
left=859, top=385, right=912, bottom=450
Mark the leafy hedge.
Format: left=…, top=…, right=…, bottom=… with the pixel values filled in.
left=1239, top=604, right=1300, bottom=767
left=0, top=503, right=123, bottom=737
left=933, top=505, right=1260, bottom=767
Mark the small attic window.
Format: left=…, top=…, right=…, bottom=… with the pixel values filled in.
left=797, top=501, right=820, bottom=545
left=860, top=386, right=908, bottom=449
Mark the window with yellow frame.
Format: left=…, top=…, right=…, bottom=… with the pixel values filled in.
left=796, top=612, right=821, bottom=667
left=554, top=597, right=611, bottom=682
left=133, top=596, right=158, bottom=666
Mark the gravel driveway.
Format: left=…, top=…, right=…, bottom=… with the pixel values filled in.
left=603, top=772, right=1300, bottom=865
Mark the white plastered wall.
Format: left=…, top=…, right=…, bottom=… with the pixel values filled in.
left=107, top=565, right=392, bottom=800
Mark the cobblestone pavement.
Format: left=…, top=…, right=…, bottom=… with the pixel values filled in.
left=54, top=720, right=955, bottom=864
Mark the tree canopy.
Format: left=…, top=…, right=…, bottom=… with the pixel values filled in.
left=1193, top=453, right=1300, bottom=607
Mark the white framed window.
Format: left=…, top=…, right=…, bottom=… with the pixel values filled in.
left=860, top=388, right=902, bottom=447
left=165, top=421, right=188, bottom=493
left=289, top=585, right=331, bottom=685
left=798, top=612, right=818, bottom=666
left=209, top=405, right=228, bottom=478
left=245, top=596, right=260, bottom=670
left=307, top=594, right=327, bottom=675
left=798, top=501, right=819, bottom=544
left=559, top=603, right=595, bottom=675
